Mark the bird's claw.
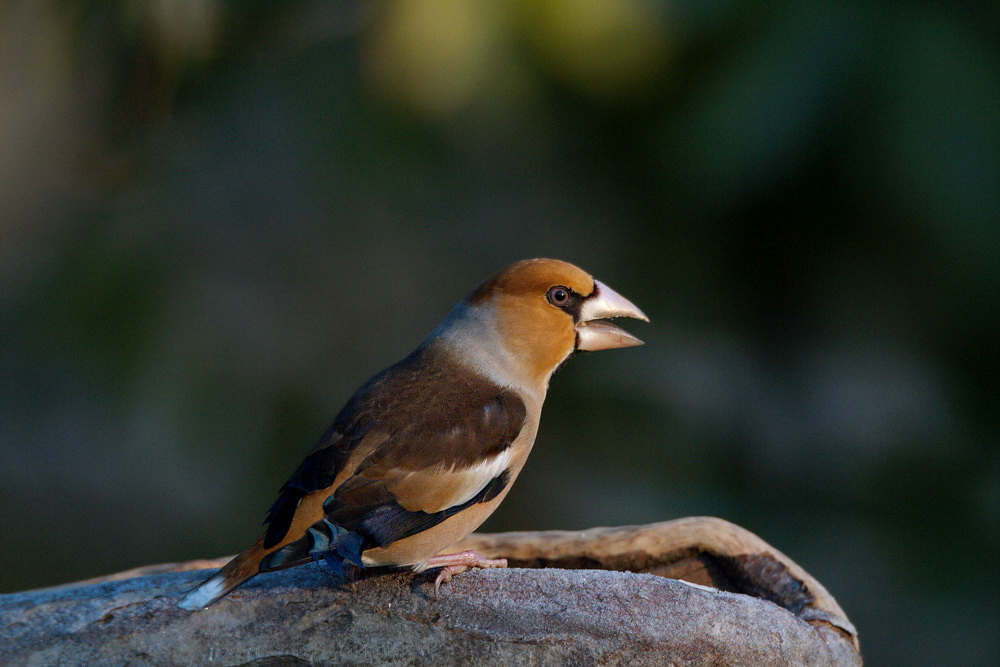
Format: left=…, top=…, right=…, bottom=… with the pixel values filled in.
left=424, top=550, right=508, bottom=599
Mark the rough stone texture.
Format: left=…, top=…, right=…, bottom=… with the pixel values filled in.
left=0, top=519, right=862, bottom=666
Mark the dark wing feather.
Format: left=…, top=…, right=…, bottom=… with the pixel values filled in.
left=343, top=468, right=512, bottom=548
left=262, top=421, right=369, bottom=547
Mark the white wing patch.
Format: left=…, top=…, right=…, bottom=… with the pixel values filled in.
left=391, top=446, right=514, bottom=514
left=447, top=447, right=513, bottom=507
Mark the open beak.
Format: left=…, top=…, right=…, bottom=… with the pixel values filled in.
left=576, top=280, right=649, bottom=351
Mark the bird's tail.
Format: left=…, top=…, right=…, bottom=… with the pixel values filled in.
left=178, top=523, right=367, bottom=610
left=177, top=540, right=268, bottom=610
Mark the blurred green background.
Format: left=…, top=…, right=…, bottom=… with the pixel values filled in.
left=1, top=1, right=997, bottom=664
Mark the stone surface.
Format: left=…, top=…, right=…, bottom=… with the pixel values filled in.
left=1, top=563, right=861, bottom=666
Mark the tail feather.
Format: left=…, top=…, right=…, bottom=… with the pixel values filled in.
left=177, top=542, right=266, bottom=610
left=177, top=570, right=237, bottom=610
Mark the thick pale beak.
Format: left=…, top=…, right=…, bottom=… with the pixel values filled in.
left=576, top=280, right=649, bottom=351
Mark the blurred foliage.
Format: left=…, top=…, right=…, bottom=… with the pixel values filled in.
left=1, top=1, right=997, bottom=665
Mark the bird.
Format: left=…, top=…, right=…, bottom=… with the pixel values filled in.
left=178, top=258, right=647, bottom=609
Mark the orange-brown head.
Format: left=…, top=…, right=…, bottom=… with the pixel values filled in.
left=434, top=259, right=648, bottom=391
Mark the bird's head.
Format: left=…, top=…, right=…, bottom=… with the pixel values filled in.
left=438, top=258, right=648, bottom=390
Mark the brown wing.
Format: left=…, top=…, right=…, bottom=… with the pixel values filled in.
left=262, top=344, right=526, bottom=552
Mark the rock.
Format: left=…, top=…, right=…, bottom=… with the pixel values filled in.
left=0, top=518, right=862, bottom=666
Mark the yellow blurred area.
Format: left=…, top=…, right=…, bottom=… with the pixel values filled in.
left=364, top=0, right=672, bottom=115
left=516, top=0, right=672, bottom=98
left=0, top=3, right=90, bottom=286
left=364, top=0, right=510, bottom=115
left=132, top=0, right=221, bottom=64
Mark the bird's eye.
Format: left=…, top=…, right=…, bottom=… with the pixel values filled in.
left=547, top=286, right=571, bottom=306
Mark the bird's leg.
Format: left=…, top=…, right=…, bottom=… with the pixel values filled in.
left=423, top=550, right=508, bottom=598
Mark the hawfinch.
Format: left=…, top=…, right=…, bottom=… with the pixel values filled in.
left=179, top=258, right=647, bottom=609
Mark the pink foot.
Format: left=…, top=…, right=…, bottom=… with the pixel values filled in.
left=423, top=550, right=508, bottom=598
